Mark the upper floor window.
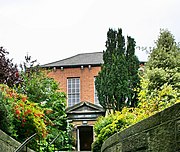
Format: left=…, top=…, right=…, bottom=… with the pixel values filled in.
left=67, top=78, right=80, bottom=107
left=94, top=77, right=99, bottom=105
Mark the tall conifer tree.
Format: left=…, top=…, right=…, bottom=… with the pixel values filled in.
left=126, top=36, right=140, bottom=106
left=96, top=28, right=139, bottom=112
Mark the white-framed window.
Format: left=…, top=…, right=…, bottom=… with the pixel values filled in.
left=94, top=77, right=99, bottom=105
left=67, top=78, right=80, bottom=107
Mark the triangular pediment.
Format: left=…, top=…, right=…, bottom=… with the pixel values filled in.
left=66, top=101, right=105, bottom=114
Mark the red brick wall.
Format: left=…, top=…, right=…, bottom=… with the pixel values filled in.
left=48, top=66, right=101, bottom=105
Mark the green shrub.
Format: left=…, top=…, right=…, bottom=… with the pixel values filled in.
left=92, top=108, right=137, bottom=152
left=0, top=89, right=16, bottom=136
left=92, top=83, right=179, bottom=152
left=16, top=66, right=73, bottom=151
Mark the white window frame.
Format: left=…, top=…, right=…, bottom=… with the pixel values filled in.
left=67, top=77, right=80, bottom=107
left=94, top=77, right=99, bottom=105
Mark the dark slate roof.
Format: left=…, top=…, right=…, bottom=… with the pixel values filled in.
left=41, top=52, right=103, bottom=68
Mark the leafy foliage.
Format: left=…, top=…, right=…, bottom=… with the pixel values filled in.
left=146, top=29, right=180, bottom=91
left=15, top=55, right=73, bottom=151
left=95, top=28, right=140, bottom=112
left=92, top=82, right=179, bottom=152
left=0, top=84, right=47, bottom=150
left=92, top=107, right=137, bottom=152
left=0, top=47, right=20, bottom=87
left=0, top=50, right=72, bottom=151
left=0, top=86, right=16, bottom=136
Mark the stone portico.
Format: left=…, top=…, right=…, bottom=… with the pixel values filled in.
left=66, top=101, right=105, bottom=151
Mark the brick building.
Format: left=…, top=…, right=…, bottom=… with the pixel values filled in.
left=42, top=52, right=105, bottom=151
left=42, top=51, right=145, bottom=151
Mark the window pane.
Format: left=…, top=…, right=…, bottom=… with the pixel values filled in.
left=67, top=78, right=80, bottom=107
left=68, top=83, right=71, bottom=88
left=72, top=79, right=75, bottom=83
left=76, top=88, right=80, bottom=93
left=72, top=89, right=75, bottom=93
left=76, top=78, right=80, bottom=83
left=94, top=77, right=99, bottom=105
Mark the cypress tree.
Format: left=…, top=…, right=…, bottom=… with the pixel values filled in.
left=111, top=28, right=129, bottom=111
left=96, top=29, right=117, bottom=110
left=96, top=28, right=139, bottom=112
left=126, top=36, right=140, bottom=107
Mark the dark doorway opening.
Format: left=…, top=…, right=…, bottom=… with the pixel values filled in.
left=79, top=126, right=93, bottom=151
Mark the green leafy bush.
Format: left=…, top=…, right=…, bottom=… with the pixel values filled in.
left=92, top=82, right=179, bottom=152
left=16, top=58, right=73, bottom=151
left=0, top=84, right=47, bottom=150
left=0, top=51, right=72, bottom=151
left=92, top=108, right=137, bottom=152
left=0, top=88, right=16, bottom=136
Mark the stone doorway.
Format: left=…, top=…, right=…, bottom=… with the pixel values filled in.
left=77, top=126, right=93, bottom=151
left=66, top=101, right=105, bottom=151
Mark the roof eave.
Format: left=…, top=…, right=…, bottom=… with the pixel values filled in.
left=41, top=63, right=102, bottom=69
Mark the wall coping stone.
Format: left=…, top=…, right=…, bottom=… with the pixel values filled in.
left=101, top=102, right=180, bottom=152
left=0, top=129, right=35, bottom=152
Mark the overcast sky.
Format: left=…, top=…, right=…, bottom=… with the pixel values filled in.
left=0, top=0, right=180, bottom=65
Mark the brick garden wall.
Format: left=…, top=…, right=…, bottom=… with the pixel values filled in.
left=101, top=102, right=180, bottom=152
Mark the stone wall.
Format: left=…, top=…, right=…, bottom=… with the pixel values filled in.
left=101, top=102, right=180, bottom=152
left=0, top=129, right=34, bottom=152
